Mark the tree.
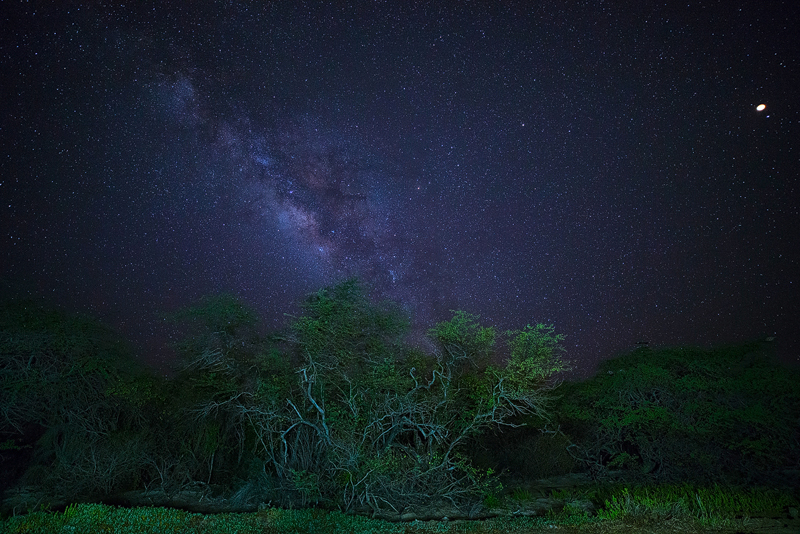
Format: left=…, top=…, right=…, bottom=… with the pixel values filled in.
left=263, top=283, right=570, bottom=512
left=123, top=280, right=570, bottom=513
left=0, top=299, right=157, bottom=498
left=556, top=341, right=800, bottom=485
left=154, top=293, right=277, bottom=496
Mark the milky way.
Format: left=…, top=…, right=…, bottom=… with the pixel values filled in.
left=2, top=2, right=798, bottom=377
left=122, top=65, right=455, bottom=352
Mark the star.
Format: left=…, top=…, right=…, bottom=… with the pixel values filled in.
left=2, top=1, right=797, bottom=378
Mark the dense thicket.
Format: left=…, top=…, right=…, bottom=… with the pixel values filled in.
left=0, top=279, right=569, bottom=513
left=551, top=343, right=800, bottom=486
left=0, top=300, right=155, bottom=499
left=161, top=280, right=569, bottom=511
left=3, top=285, right=798, bottom=516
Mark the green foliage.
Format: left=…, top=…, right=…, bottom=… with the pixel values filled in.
left=548, top=487, right=576, bottom=500
left=290, top=277, right=409, bottom=369
left=265, top=282, right=566, bottom=511
left=428, top=310, right=495, bottom=367
left=0, top=299, right=160, bottom=497
left=504, top=323, right=570, bottom=391
left=510, top=487, right=533, bottom=502
left=0, top=439, right=27, bottom=452
left=0, top=504, right=203, bottom=534
left=2, top=485, right=794, bottom=534
left=166, top=294, right=262, bottom=388
left=167, top=293, right=258, bottom=338
left=482, top=492, right=502, bottom=509
left=0, top=280, right=569, bottom=514
left=288, top=469, right=322, bottom=505
left=160, top=293, right=296, bottom=492
left=104, top=373, right=164, bottom=408
left=595, top=486, right=688, bottom=522
left=592, top=482, right=799, bottom=529
left=556, top=342, right=800, bottom=484
left=14, top=283, right=800, bottom=531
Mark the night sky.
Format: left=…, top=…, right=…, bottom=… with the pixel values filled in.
left=2, top=1, right=798, bottom=378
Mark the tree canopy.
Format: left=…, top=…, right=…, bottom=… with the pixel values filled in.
left=5, top=282, right=796, bottom=515
left=554, top=342, right=800, bottom=485
left=1, top=280, right=570, bottom=512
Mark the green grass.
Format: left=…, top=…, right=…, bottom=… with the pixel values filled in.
left=0, top=505, right=569, bottom=534
left=593, top=482, right=798, bottom=529
left=508, top=488, right=533, bottom=503
left=0, top=483, right=796, bottom=533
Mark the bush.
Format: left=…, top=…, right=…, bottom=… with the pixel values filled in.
left=1, top=280, right=571, bottom=514
left=555, top=342, right=800, bottom=485
left=162, top=279, right=569, bottom=513
left=0, top=300, right=161, bottom=499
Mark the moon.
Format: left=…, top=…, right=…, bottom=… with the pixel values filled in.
left=756, top=104, right=766, bottom=111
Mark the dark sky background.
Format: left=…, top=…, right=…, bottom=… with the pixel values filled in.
left=2, top=1, right=798, bottom=379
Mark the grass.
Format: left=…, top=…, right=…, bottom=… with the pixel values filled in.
left=591, top=482, right=798, bottom=529
left=0, top=483, right=796, bottom=533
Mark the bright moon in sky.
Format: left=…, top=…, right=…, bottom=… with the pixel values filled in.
left=756, top=104, right=766, bottom=111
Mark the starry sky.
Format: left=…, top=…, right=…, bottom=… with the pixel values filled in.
left=2, top=1, right=798, bottom=378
